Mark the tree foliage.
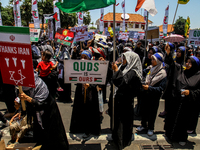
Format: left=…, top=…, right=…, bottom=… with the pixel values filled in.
left=1, top=5, right=14, bottom=26
left=173, top=16, right=186, bottom=36
left=83, top=11, right=91, bottom=25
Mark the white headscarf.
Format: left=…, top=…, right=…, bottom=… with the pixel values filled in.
left=145, top=53, right=167, bottom=86
left=118, top=51, right=143, bottom=80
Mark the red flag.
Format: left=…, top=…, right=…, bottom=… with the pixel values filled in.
left=135, top=0, right=145, bottom=12
left=53, top=12, right=59, bottom=21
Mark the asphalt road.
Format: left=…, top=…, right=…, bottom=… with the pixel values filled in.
left=0, top=84, right=200, bottom=149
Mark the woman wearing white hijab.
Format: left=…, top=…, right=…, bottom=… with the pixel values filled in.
left=137, top=53, right=167, bottom=136
left=111, top=51, right=142, bottom=150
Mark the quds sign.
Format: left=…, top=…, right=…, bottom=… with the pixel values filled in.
left=188, top=30, right=200, bottom=46
left=64, top=60, right=108, bottom=84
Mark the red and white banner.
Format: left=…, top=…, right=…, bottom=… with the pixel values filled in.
left=0, top=26, right=35, bottom=88
left=78, top=12, right=83, bottom=27
left=163, top=5, right=169, bottom=37
left=121, top=0, right=125, bottom=32
left=13, top=0, right=21, bottom=27
left=53, top=0, right=61, bottom=31
left=32, top=0, right=40, bottom=29
left=71, top=25, right=88, bottom=42
left=99, top=8, right=104, bottom=32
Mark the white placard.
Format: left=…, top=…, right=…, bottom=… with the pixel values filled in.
left=95, top=34, right=107, bottom=42
left=119, top=32, right=129, bottom=41
left=70, top=25, right=88, bottom=42
left=188, top=30, right=200, bottom=46
left=64, top=60, right=109, bottom=85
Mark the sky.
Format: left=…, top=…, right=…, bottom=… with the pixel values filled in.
left=1, top=0, right=199, bottom=29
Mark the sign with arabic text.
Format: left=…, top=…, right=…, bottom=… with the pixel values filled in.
left=70, top=25, right=88, bottom=42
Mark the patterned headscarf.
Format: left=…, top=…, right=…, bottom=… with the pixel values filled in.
left=22, top=71, right=49, bottom=102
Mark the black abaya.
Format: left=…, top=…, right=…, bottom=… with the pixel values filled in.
left=164, top=54, right=200, bottom=142
left=112, top=69, right=141, bottom=150
left=70, top=84, right=101, bottom=135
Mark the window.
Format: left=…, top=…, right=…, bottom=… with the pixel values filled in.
left=117, top=23, right=120, bottom=27
left=104, top=22, right=108, bottom=27
left=111, top=23, right=113, bottom=27
left=141, top=24, right=145, bottom=30
left=135, top=24, right=139, bottom=28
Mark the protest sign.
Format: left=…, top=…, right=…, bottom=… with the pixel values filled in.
left=0, top=26, right=35, bottom=88
left=147, top=27, right=159, bottom=40
left=129, top=31, right=137, bottom=39
left=70, top=25, right=88, bottom=42
left=54, top=28, right=75, bottom=46
left=118, top=32, right=129, bottom=41
left=95, top=34, right=107, bottom=42
left=64, top=60, right=108, bottom=85
left=30, top=28, right=41, bottom=42
left=188, top=30, right=200, bottom=46
left=88, top=32, right=94, bottom=40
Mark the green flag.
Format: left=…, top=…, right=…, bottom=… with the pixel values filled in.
left=55, top=0, right=115, bottom=13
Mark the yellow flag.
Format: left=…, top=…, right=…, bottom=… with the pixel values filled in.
left=178, top=0, right=190, bottom=4
left=185, top=16, right=190, bottom=37
left=108, top=26, right=113, bottom=37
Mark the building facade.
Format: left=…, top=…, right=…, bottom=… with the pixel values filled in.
left=96, top=12, right=153, bottom=32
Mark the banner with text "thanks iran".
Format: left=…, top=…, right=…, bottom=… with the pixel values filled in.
left=0, top=26, right=35, bottom=88
left=64, top=60, right=108, bottom=85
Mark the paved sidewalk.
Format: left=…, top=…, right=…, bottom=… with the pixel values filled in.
left=0, top=98, right=200, bottom=149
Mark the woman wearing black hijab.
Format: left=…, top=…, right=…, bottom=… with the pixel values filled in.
left=164, top=43, right=200, bottom=146
left=174, top=46, right=185, bottom=65
left=143, top=47, right=157, bottom=69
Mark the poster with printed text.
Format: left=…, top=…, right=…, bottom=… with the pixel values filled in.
left=64, top=60, right=109, bottom=85
left=0, top=26, right=35, bottom=88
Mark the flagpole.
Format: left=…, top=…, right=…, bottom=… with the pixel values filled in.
left=144, top=12, right=149, bottom=58
left=112, top=1, right=116, bottom=131
left=170, top=3, right=179, bottom=35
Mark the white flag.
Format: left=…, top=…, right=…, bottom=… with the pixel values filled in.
left=163, top=5, right=169, bottom=37
left=13, top=0, right=21, bottom=27
left=78, top=12, right=83, bottom=27
left=121, top=0, right=125, bottom=32
left=0, top=7, right=2, bottom=26
left=53, top=0, right=61, bottom=31
left=32, top=0, right=40, bottom=28
left=141, top=0, right=157, bottom=17
left=99, top=8, right=104, bottom=32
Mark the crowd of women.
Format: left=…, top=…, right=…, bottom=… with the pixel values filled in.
left=0, top=35, right=200, bottom=150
